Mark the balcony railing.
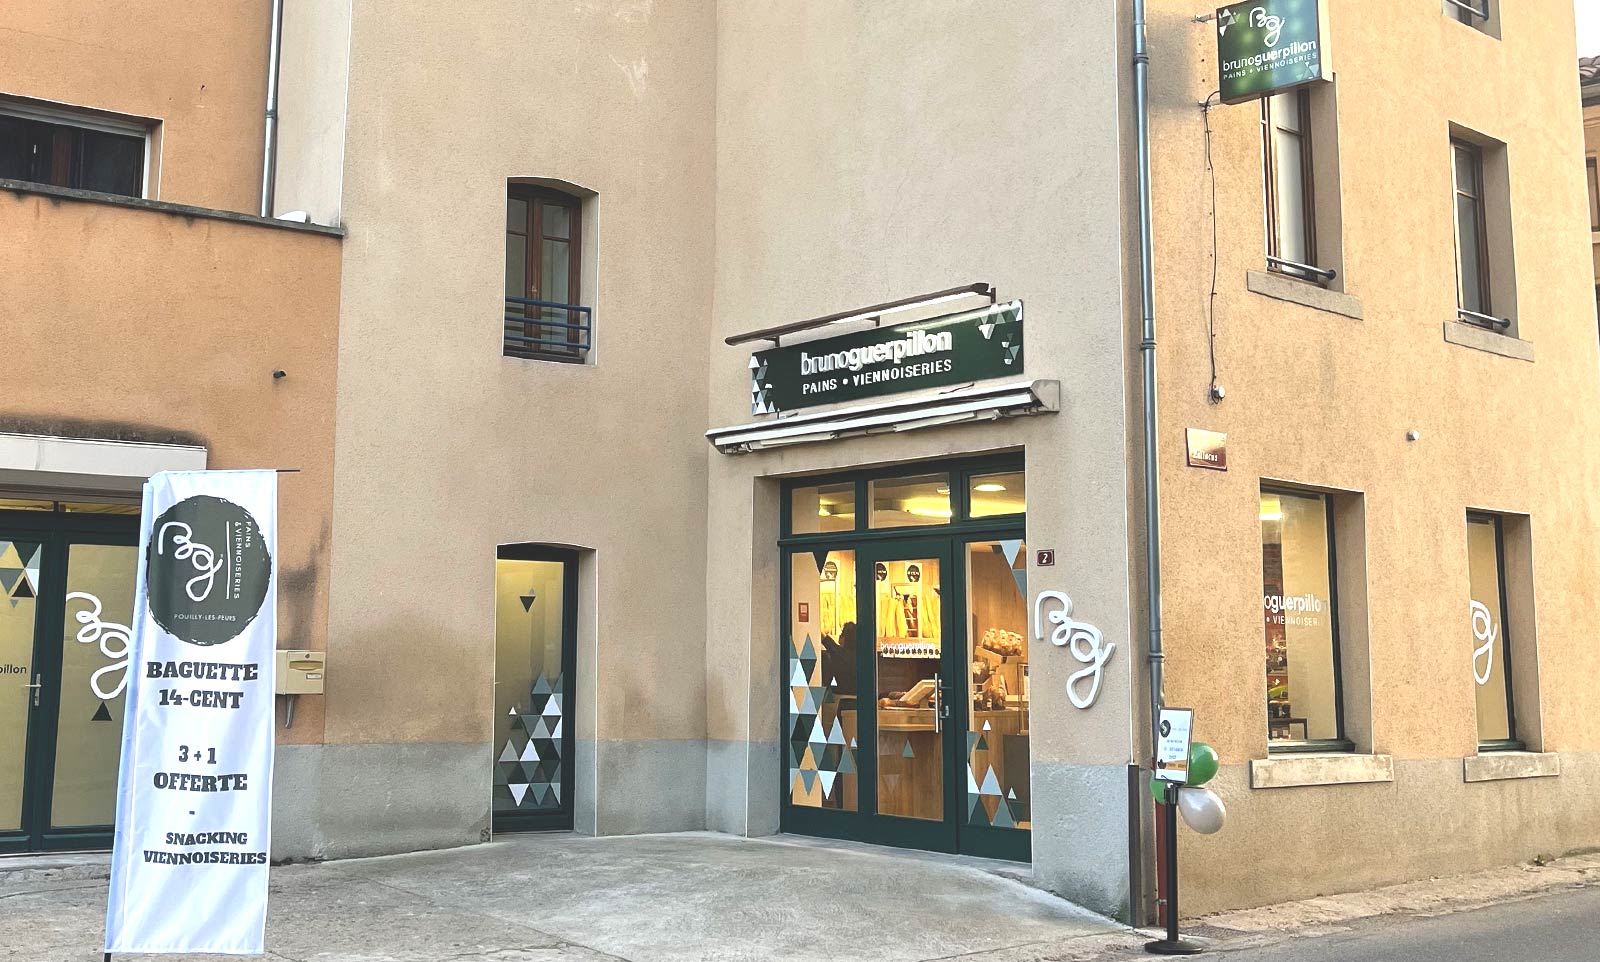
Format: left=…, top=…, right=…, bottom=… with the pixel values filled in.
left=504, top=297, right=591, bottom=362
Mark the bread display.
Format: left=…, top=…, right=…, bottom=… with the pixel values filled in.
left=979, top=628, right=1025, bottom=658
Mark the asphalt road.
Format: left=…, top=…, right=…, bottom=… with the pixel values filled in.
left=1203, top=885, right=1600, bottom=961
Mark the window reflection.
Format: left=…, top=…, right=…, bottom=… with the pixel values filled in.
left=966, top=541, right=1030, bottom=830
left=788, top=551, right=858, bottom=810
left=790, top=482, right=855, bottom=534
left=968, top=472, right=1025, bottom=518
left=1261, top=489, right=1342, bottom=744
left=869, top=474, right=951, bottom=528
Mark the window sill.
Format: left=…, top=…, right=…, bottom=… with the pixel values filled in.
left=1463, top=751, right=1559, bottom=783
left=1245, top=271, right=1363, bottom=320
left=1249, top=752, right=1393, bottom=789
left=1442, top=320, right=1533, bottom=361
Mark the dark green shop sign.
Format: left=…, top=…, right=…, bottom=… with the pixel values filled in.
left=749, top=301, right=1023, bottom=415
left=1216, top=0, right=1326, bottom=105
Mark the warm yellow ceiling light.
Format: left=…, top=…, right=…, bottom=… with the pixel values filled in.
left=975, top=482, right=1007, bottom=493
left=1259, top=497, right=1283, bottom=522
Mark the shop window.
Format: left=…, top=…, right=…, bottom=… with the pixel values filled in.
left=1467, top=515, right=1518, bottom=748
left=0, top=108, right=148, bottom=199
left=966, top=540, right=1029, bottom=830
left=790, top=482, right=855, bottom=534
left=1449, top=131, right=1517, bottom=334
left=1260, top=487, right=1348, bottom=750
left=869, top=473, right=951, bottom=528
left=787, top=550, right=858, bottom=811
left=505, top=184, right=590, bottom=362
left=968, top=471, right=1025, bottom=519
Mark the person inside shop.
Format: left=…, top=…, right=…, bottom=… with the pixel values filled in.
left=821, top=621, right=857, bottom=705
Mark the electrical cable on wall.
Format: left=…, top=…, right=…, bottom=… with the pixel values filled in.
left=1201, top=90, right=1223, bottom=404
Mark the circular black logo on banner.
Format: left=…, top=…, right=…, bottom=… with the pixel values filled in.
left=147, top=495, right=272, bottom=646
left=874, top=562, right=888, bottom=582
left=906, top=564, right=921, bottom=583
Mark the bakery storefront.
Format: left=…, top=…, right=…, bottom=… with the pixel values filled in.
left=709, top=286, right=1076, bottom=865
left=779, top=459, right=1032, bottom=860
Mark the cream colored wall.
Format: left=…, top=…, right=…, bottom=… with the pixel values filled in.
left=1146, top=0, right=1600, bottom=912
left=273, top=0, right=351, bottom=225
left=326, top=0, right=716, bottom=837
left=0, top=0, right=271, bottom=211
left=704, top=0, right=1137, bottom=916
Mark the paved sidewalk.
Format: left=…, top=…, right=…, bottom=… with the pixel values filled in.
left=0, top=832, right=1128, bottom=962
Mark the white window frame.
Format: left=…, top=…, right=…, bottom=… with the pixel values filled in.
left=0, top=94, right=157, bottom=199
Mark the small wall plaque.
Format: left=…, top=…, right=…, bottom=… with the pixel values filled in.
left=1185, top=429, right=1228, bottom=471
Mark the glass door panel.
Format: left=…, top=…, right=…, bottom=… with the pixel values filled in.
left=493, top=548, right=577, bottom=830
left=52, top=543, right=137, bottom=829
left=0, top=538, right=42, bottom=833
left=787, top=550, right=859, bottom=811
left=873, top=556, right=944, bottom=821
left=965, top=540, right=1031, bottom=832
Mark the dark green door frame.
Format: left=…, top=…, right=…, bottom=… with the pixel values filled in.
left=777, top=456, right=1031, bottom=863
left=0, top=508, right=138, bottom=855
left=492, top=544, right=579, bottom=834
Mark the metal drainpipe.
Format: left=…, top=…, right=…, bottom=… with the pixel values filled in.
left=259, top=0, right=285, bottom=217
left=1132, top=0, right=1165, bottom=753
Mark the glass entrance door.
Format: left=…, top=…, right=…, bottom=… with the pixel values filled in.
left=0, top=507, right=138, bottom=853
left=492, top=545, right=578, bottom=832
left=863, top=541, right=959, bottom=851
left=779, top=459, right=1031, bottom=860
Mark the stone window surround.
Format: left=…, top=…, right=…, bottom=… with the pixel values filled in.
left=1245, top=270, right=1364, bottom=320
left=1250, top=752, right=1393, bottom=789
left=1443, top=319, right=1534, bottom=361
left=1247, top=750, right=1562, bottom=788
left=1463, top=751, right=1559, bottom=783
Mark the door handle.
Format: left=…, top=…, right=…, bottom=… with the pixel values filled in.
left=932, top=673, right=946, bottom=733
left=26, top=674, right=42, bottom=708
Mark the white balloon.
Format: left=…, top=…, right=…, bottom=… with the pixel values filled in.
left=1178, top=786, right=1226, bottom=835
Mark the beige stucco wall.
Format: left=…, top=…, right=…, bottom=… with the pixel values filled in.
left=0, top=187, right=343, bottom=748
left=272, top=0, right=351, bottom=226
left=704, top=0, right=1138, bottom=917
left=0, top=0, right=271, bottom=212
left=321, top=0, right=716, bottom=849
left=1145, top=0, right=1600, bottom=913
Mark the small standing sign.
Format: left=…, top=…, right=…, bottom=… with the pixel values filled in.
left=1154, top=707, right=1195, bottom=783
left=1148, top=706, right=1203, bottom=955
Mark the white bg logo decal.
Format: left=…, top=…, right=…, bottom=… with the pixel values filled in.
left=1470, top=599, right=1497, bottom=685
left=1034, top=591, right=1115, bottom=710
left=65, top=591, right=131, bottom=700
left=1252, top=6, right=1285, bottom=47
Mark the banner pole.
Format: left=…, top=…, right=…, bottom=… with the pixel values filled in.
left=1144, top=788, right=1203, bottom=955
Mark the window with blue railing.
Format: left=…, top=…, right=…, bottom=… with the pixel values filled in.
left=505, top=185, right=590, bottom=362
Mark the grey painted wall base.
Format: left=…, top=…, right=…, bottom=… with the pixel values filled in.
left=589, top=738, right=708, bottom=836
left=705, top=738, right=780, bottom=837
left=1029, top=761, right=1133, bottom=922
left=1182, top=753, right=1600, bottom=915
left=271, top=742, right=487, bottom=862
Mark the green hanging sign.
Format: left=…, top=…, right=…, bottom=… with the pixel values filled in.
left=1215, top=0, right=1328, bottom=105
left=748, top=302, right=1023, bottom=415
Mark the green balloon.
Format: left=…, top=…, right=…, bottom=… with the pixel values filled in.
left=1188, top=743, right=1220, bottom=786
left=1148, top=778, right=1171, bottom=804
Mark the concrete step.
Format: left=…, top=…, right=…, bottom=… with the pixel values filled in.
left=0, top=852, right=110, bottom=885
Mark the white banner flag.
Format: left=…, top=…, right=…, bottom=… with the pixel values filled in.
left=105, top=470, right=278, bottom=956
